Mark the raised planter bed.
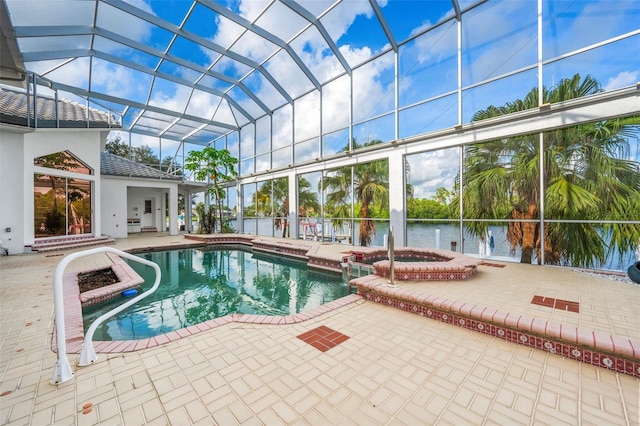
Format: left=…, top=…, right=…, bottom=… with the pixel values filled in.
left=78, top=253, right=144, bottom=308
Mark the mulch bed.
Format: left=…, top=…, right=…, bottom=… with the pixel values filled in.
left=77, top=268, right=119, bottom=293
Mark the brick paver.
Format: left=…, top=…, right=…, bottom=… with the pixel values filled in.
left=1, top=234, right=638, bottom=425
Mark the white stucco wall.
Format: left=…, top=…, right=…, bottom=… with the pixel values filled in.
left=0, top=130, right=26, bottom=254
left=101, top=177, right=179, bottom=239
left=100, top=178, right=129, bottom=239
left=0, top=127, right=106, bottom=253
left=24, top=130, right=103, bottom=245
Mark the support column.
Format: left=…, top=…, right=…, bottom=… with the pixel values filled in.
left=168, top=186, right=178, bottom=235
left=288, top=171, right=299, bottom=239
left=185, top=191, right=193, bottom=233
left=388, top=149, right=405, bottom=247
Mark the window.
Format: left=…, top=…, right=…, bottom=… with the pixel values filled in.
left=34, top=150, right=93, bottom=237
left=34, top=150, right=93, bottom=175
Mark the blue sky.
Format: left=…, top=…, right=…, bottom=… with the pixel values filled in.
left=7, top=0, right=639, bottom=196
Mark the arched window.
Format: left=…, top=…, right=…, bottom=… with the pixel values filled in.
left=34, top=151, right=93, bottom=237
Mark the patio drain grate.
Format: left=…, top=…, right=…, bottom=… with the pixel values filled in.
left=297, top=326, right=349, bottom=352
left=531, top=295, right=580, bottom=313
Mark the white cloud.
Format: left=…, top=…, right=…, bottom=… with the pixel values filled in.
left=28, top=58, right=91, bottom=90
left=603, top=71, right=639, bottom=91
left=406, top=149, right=459, bottom=199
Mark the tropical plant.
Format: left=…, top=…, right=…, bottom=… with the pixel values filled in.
left=298, top=177, right=321, bottom=217
left=184, top=147, right=239, bottom=233
left=193, top=202, right=216, bottom=234
left=251, top=177, right=320, bottom=238
left=458, top=73, right=640, bottom=267
left=256, top=178, right=289, bottom=237
left=323, top=139, right=389, bottom=246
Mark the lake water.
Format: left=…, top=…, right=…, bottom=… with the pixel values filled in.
left=238, top=218, right=637, bottom=271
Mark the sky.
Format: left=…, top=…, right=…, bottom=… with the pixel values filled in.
left=6, top=0, right=640, bottom=199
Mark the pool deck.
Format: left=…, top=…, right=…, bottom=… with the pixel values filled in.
left=1, top=233, right=638, bottom=425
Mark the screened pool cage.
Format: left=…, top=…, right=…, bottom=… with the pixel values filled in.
left=2, top=0, right=639, bottom=270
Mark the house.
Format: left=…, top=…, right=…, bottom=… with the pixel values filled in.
left=0, top=86, right=189, bottom=254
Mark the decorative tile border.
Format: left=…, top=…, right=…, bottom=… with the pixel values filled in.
left=356, top=286, right=639, bottom=378
left=252, top=242, right=308, bottom=260
left=364, top=247, right=482, bottom=281
left=375, top=266, right=476, bottom=281
left=183, top=234, right=255, bottom=246
left=30, top=235, right=115, bottom=251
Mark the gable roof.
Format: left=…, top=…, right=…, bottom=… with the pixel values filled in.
left=100, top=152, right=182, bottom=181
left=0, top=86, right=118, bottom=128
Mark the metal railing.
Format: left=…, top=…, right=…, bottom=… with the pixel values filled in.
left=51, top=247, right=161, bottom=385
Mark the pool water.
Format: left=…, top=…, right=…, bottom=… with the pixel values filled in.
left=82, top=247, right=348, bottom=340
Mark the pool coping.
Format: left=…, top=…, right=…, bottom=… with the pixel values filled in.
left=54, top=292, right=363, bottom=354
left=53, top=236, right=362, bottom=354
left=54, top=234, right=640, bottom=379
left=352, top=274, right=640, bottom=378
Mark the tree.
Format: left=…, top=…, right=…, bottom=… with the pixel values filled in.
left=323, top=139, right=389, bottom=246
left=458, top=73, right=640, bottom=267
left=255, top=177, right=320, bottom=238
left=105, top=135, right=177, bottom=170
left=254, top=178, right=289, bottom=237
left=184, top=147, right=238, bottom=233
left=406, top=198, right=450, bottom=219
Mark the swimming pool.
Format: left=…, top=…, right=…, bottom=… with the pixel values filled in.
left=82, top=247, right=349, bottom=340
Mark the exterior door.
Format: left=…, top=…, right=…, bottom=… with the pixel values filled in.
left=141, top=199, right=154, bottom=227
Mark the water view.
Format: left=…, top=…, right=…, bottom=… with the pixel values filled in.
left=239, top=219, right=637, bottom=270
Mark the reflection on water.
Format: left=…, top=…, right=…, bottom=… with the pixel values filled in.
left=83, top=247, right=348, bottom=341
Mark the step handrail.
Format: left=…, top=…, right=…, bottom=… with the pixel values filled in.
left=51, top=246, right=161, bottom=385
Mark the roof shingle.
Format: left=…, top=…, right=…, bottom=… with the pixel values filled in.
left=0, top=87, right=118, bottom=128
left=100, top=152, right=182, bottom=181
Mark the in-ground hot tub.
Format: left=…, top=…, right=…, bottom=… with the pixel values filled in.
left=350, top=247, right=483, bottom=281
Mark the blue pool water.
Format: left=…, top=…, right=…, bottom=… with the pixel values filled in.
left=82, top=247, right=348, bottom=340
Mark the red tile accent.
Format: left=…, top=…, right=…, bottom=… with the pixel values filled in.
left=555, top=299, right=580, bottom=313
left=297, top=326, right=350, bottom=352
left=480, top=262, right=506, bottom=268
left=531, top=295, right=579, bottom=313
left=531, top=295, right=555, bottom=308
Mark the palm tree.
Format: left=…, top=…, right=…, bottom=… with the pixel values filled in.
left=323, top=139, right=389, bottom=246
left=459, top=73, right=640, bottom=267
left=257, top=178, right=288, bottom=237
left=255, top=176, right=320, bottom=238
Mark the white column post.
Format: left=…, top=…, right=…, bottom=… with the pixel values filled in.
left=388, top=150, right=405, bottom=247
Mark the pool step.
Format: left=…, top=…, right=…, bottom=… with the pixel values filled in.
left=31, top=235, right=115, bottom=252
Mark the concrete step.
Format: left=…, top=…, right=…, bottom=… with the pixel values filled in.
left=31, top=236, right=115, bottom=252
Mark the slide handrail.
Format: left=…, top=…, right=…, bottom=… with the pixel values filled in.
left=51, top=246, right=161, bottom=385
